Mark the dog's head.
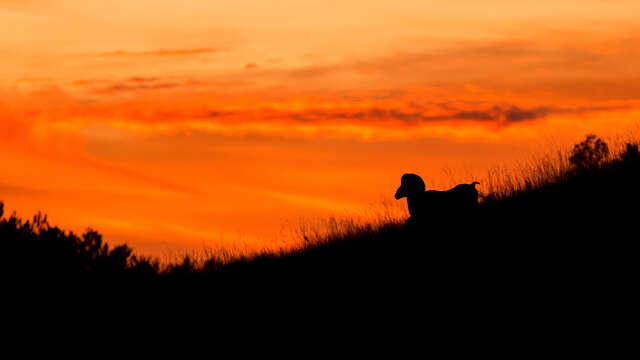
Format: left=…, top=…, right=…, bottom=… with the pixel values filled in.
left=395, top=173, right=425, bottom=199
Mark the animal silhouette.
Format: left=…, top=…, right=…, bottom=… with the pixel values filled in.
left=395, top=173, right=479, bottom=221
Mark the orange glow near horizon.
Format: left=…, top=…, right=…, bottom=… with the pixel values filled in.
left=3, top=1, right=640, bottom=257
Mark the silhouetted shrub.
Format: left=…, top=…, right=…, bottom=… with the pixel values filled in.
left=569, top=134, right=609, bottom=171
left=167, top=255, right=196, bottom=277
left=129, top=255, right=161, bottom=278
left=0, top=208, right=138, bottom=278
left=621, top=142, right=640, bottom=163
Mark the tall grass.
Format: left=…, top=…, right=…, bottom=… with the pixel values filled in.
left=295, top=198, right=407, bottom=246
left=481, top=134, right=639, bottom=203
left=483, top=150, right=571, bottom=202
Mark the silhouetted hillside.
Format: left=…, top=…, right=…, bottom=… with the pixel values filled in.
left=2, top=135, right=638, bottom=300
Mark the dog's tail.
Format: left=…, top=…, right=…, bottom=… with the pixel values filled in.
left=471, top=181, right=480, bottom=187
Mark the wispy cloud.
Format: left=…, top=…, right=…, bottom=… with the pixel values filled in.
left=273, top=104, right=632, bottom=126
left=127, top=76, right=157, bottom=82
left=70, top=76, right=252, bottom=93
left=71, top=79, right=108, bottom=86
left=16, top=77, right=53, bottom=83
left=91, top=82, right=179, bottom=94
left=79, top=158, right=200, bottom=196
left=0, top=181, right=46, bottom=196
left=248, top=36, right=640, bottom=101
left=94, top=48, right=227, bottom=57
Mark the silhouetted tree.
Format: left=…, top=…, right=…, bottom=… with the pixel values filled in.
left=569, top=134, right=609, bottom=171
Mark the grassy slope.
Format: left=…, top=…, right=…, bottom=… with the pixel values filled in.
left=215, top=141, right=639, bottom=285
left=2, top=139, right=638, bottom=297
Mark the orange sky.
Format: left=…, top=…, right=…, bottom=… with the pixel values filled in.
left=2, top=1, right=640, bottom=256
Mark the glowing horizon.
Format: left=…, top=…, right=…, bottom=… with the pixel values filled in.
left=3, top=1, right=640, bottom=256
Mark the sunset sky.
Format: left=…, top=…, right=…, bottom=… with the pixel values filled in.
left=3, top=1, right=640, bottom=256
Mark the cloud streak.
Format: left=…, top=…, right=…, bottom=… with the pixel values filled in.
left=95, top=48, right=226, bottom=57
left=91, top=82, right=179, bottom=94
left=69, top=76, right=253, bottom=93
left=269, top=105, right=631, bottom=126
left=0, top=181, right=46, bottom=196
left=4, top=85, right=634, bottom=143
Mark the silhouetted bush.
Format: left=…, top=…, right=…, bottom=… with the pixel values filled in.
left=621, top=142, right=640, bottom=163
left=569, top=134, right=609, bottom=171
left=0, top=207, right=138, bottom=279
